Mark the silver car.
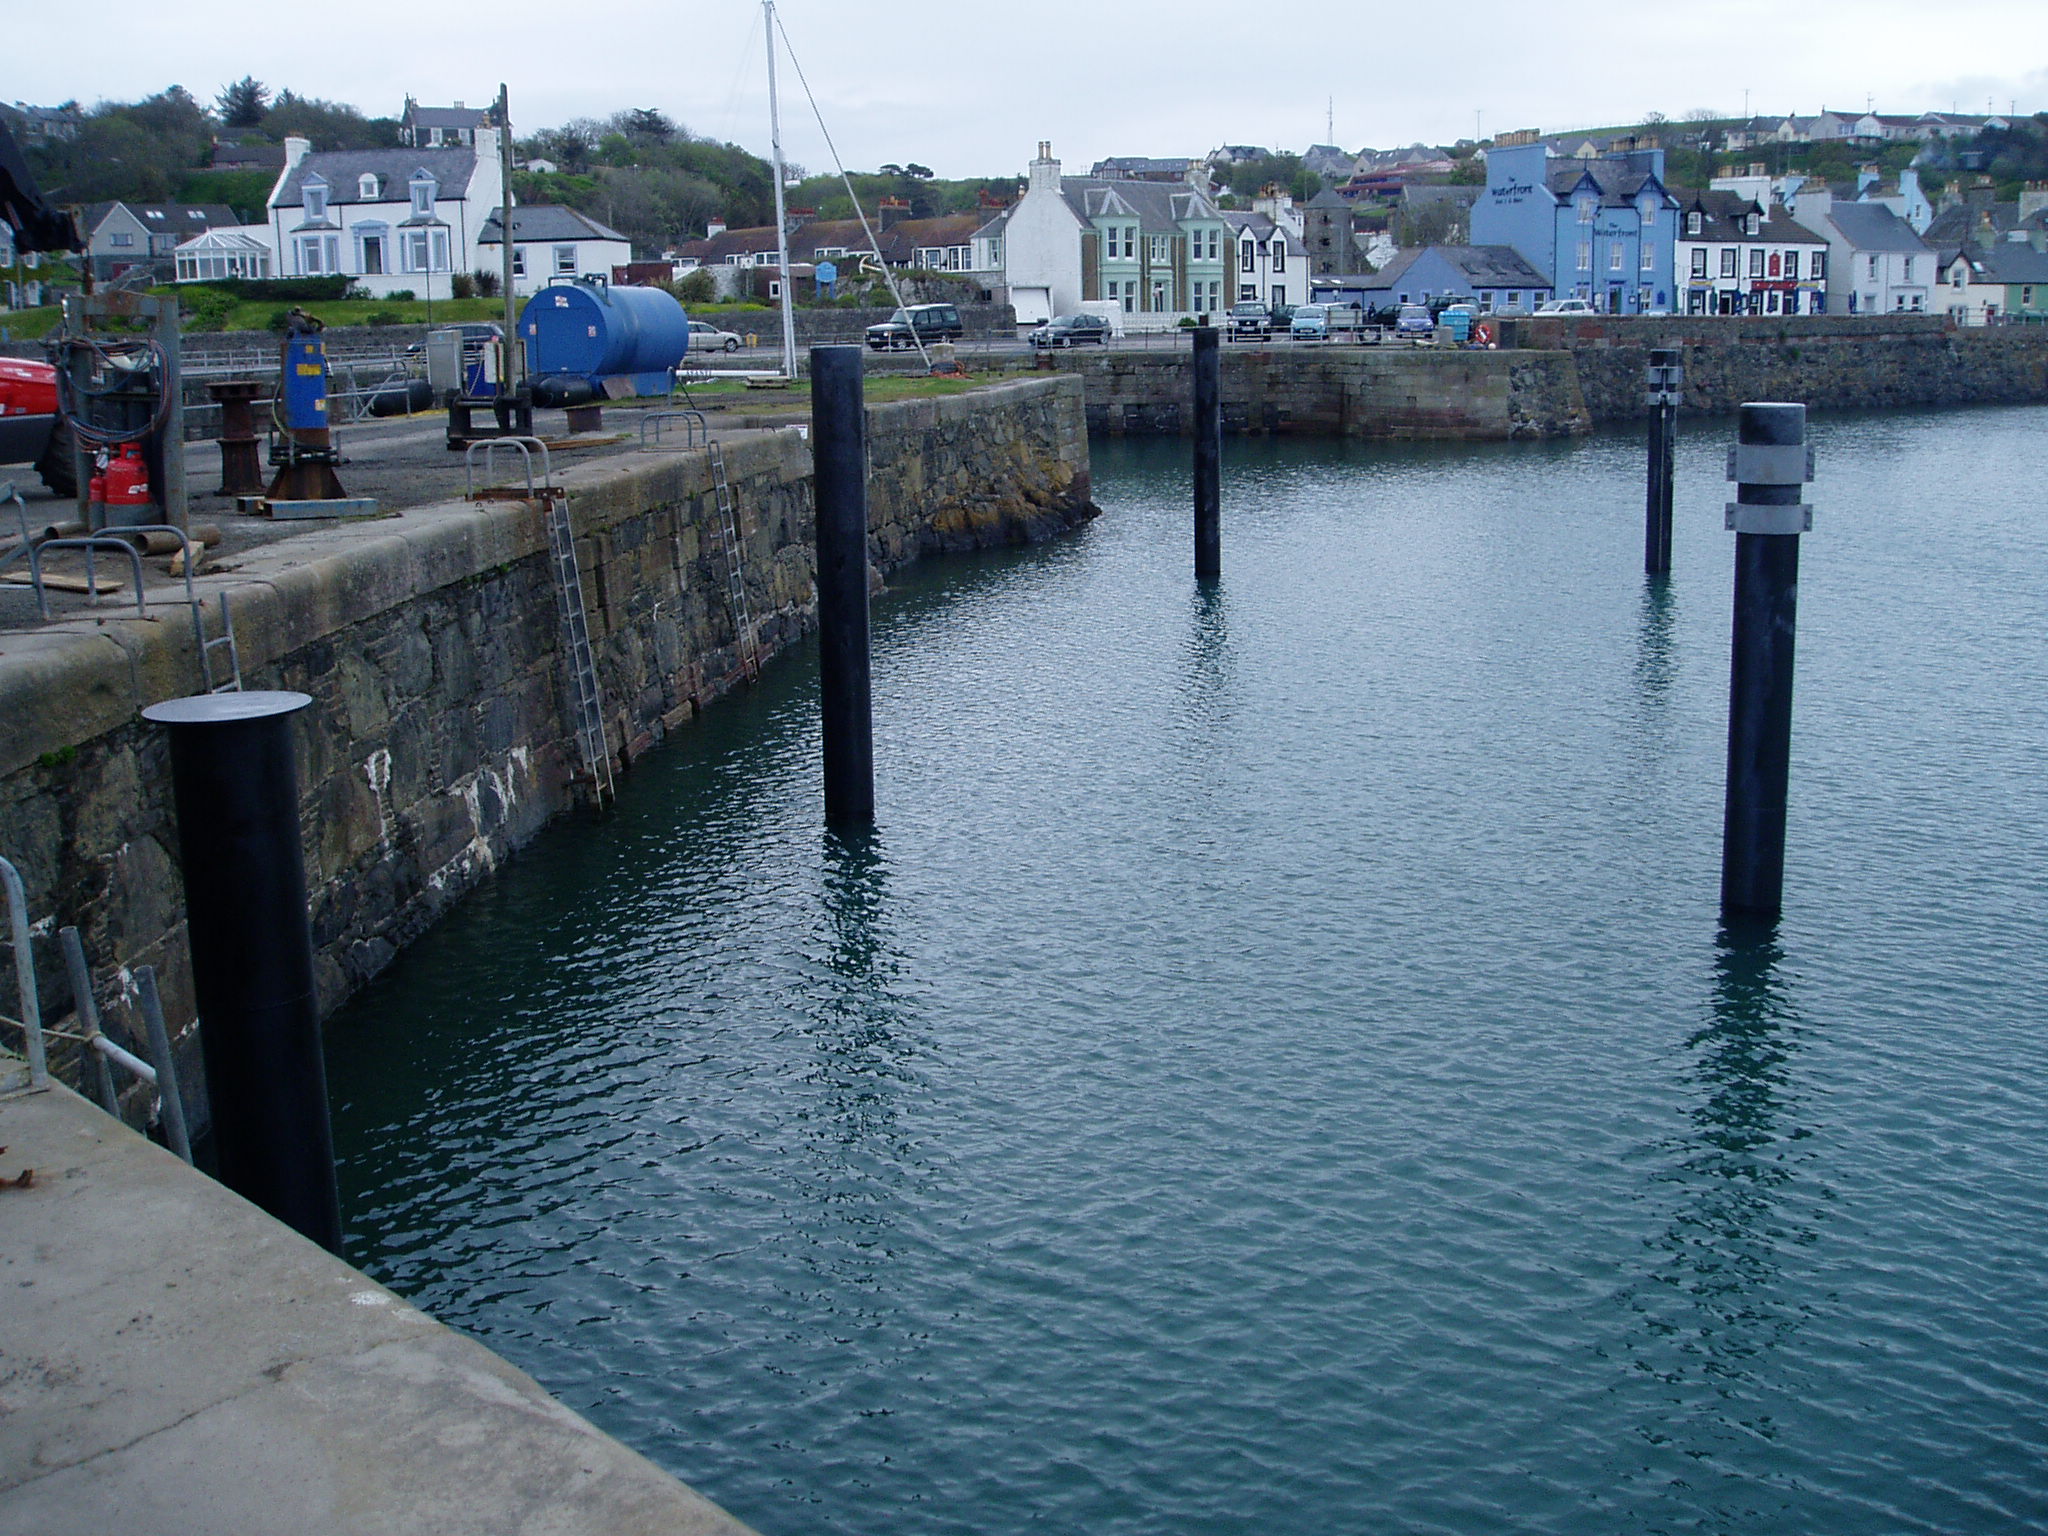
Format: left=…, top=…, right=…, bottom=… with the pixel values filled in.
left=688, top=320, right=742, bottom=353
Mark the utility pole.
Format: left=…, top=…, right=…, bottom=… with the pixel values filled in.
left=764, top=0, right=798, bottom=381
left=497, top=83, right=519, bottom=396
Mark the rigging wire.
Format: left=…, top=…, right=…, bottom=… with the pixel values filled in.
left=770, top=9, right=935, bottom=371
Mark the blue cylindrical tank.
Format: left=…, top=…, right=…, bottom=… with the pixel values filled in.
left=518, top=279, right=691, bottom=382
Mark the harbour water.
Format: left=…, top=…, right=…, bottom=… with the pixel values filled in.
left=328, top=407, right=2048, bottom=1535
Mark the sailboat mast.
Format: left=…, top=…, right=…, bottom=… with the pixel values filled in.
left=764, top=0, right=797, bottom=379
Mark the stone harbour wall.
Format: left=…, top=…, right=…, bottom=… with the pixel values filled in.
left=1051, top=348, right=1591, bottom=439
left=1531, top=316, right=2048, bottom=421
left=1040, top=320, right=2048, bottom=435
left=0, top=376, right=1093, bottom=1115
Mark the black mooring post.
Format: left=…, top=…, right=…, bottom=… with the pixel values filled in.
left=1644, top=347, right=1681, bottom=575
left=1720, top=402, right=1814, bottom=917
left=810, top=344, right=875, bottom=825
left=1192, top=322, right=1221, bottom=582
left=141, top=691, right=342, bottom=1252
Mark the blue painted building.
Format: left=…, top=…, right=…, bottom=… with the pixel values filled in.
left=1472, top=142, right=1678, bottom=313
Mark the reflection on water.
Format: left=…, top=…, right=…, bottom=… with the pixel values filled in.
left=1611, top=916, right=1828, bottom=1521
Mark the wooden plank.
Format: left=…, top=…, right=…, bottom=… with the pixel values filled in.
left=2, top=571, right=125, bottom=594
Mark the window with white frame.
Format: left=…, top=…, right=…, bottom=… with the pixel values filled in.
left=1691, top=248, right=1707, bottom=278
left=296, top=234, right=339, bottom=275
left=1149, top=234, right=1168, bottom=263
left=1811, top=251, right=1825, bottom=280
left=1721, top=247, right=1738, bottom=278
left=512, top=248, right=526, bottom=276
left=1241, top=239, right=1254, bottom=273
left=1639, top=199, right=1657, bottom=226
left=303, top=177, right=328, bottom=220
left=1902, top=257, right=1914, bottom=282
left=1609, top=245, right=1624, bottom=272
left=553, top=244, right=576, bottom=275
left=410, top=174, right=436, bottom=217
left=1271, top=239, right=1285, bottom=272
left=1687, top=211, right=1702, bottom=236
left=1867, top=254, right=1879, bottom=278
left=1640, top=244, right=1654, bottom=271
left=1239, top=283, right=1256, bottom=301
left=1578, top=197, right=1595, bottom=223
left=1577, top=239, right=1591, bottom=271
left=109, top=232, right=133, bottom=248
left=358, top=173, right=379, bottom=200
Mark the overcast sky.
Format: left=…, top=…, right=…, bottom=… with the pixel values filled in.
left=10, top=0, right=2046, bottom=182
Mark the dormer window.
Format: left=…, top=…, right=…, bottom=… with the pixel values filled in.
left=302, top=175, right=329, bottom=221
left=410, top=172, right=436, bottom=217
left=1577, top=197, right=1596, bottom=224
left=1639, top=199, right=1657, bottom=226
left=358, top=173, right=380, bottom=200
left=1687, top=210, right=1702, bottom=236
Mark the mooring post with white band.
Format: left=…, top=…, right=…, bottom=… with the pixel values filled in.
left=1643, top=347, right=1681, bottom=576
left=1720, top=401, right=1815, bottom=917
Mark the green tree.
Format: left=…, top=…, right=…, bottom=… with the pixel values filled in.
left=261, top=91, right=399, bottom=150
left=216, top=76, right=270, bottom=128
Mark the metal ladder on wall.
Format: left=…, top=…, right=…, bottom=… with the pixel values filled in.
left=542, top=493, right=616, bottom=807
left=196, top=590, right=244, bottom=693
left=708, top=443, right=761, bottom=682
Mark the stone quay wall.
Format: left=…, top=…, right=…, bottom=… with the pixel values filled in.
left=0, top=377, right=1093, bottom=1114
left=1515, top=314, right=2048, bottom=421
left=1049, top=348, right=1591, bottom=439
left=1038, top=321, right=2048, bottom=434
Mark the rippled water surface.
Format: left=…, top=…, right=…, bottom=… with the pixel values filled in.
left=328, top=408, right=2048, bottom=1536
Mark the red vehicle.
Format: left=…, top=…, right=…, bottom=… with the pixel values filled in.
left=0, top=356, right=75, bottom=496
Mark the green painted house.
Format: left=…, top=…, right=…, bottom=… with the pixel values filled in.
left=990, top=145, right=1230, bottom=322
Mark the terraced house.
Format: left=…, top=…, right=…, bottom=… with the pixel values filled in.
left=1471, top=141, right=1678, bottom=313
left=990, top=144, right=1230, bottom=324
left=1673, top=189, right=1830, bottom=315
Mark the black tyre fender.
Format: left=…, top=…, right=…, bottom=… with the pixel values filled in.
left=35, top=418, right=77, bottom=499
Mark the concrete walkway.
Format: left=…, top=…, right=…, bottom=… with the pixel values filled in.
left=0, top=1079, right=760, bottom=1536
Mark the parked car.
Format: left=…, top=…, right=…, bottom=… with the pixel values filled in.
left=688, top=321, right=742, bottom=353
left=1029, top=314, right=1114, bottom=348
left=1533, top=299, right=1597, bottom=315
left=1394, top=304, right=1435, bottom=336
left=1227, top=301, right=1274, bottom=339
left=1290, top=302, right=1367, bottom=341
left=865, top=303, right=964, bottom=351
left=0, top=357, right=75, bottom=496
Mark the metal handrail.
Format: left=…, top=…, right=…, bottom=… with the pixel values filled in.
left=1, top=855, right=48, bottom=1089
left=464, top=435, right=555, bottom=500
left=638, top=410, right=708, bottom=448
left=26, top=536, right=147, bottom=620
left=0, top=860, right=194, bottom=1158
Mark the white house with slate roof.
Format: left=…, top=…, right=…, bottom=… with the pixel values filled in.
left=986, top=142, right=1232, bottom=324
left=1790, top=193, right=1932, bottom=314
left=265, top=132, right=505, bottom=296
left=477, top=207, right=632, bottom=295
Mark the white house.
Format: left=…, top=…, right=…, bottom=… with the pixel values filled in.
left=1220, top=210, right=1309, bottom=309
left=1791, top=193, right=1934, bottom=315
left=476, top=206, right=632, bottom=295
left=265, top=132, right=507, bottom=297
left=1675, top=190, right=1830, bottom=315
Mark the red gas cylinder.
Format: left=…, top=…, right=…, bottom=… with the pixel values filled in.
left=102, top=445, right=154, bottom=518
